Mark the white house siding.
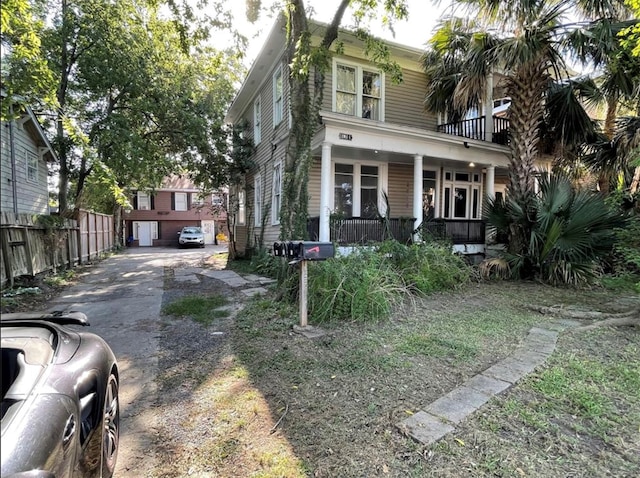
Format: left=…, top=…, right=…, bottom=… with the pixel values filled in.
left=387, top=163, right=414, bottom=218
left=0, top=120, right=49, bottom=215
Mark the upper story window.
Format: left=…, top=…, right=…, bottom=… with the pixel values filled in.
left=273, top=66, right=283, bottom=126
left=191, top=193, right=204, bottom=206
left=212, top=194, right=223, bottom=207
left=333, top=60, right=383, bottom=121
left=137, top=192, right=150, bottom=210
left=254, top=97, right=262, bottom=144
left=174, top=192, right=188, bottom=211
left=272, top=162, right=282, bottom=225
left=26, top=151, right=38, bottom=183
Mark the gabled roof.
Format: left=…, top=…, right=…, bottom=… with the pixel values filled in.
left=20, top=106, right=58, bottom=163
left=158, top=174, right=202, bottom=192
left=225, top=16, right=424, bottom=124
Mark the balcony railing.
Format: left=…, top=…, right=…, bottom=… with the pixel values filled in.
left=307, top=217, right=486, bottom=245
left=437, top=115, right=510, bottom=146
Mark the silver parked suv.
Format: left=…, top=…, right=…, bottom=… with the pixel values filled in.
left=178, top=226, right=205, bottom=248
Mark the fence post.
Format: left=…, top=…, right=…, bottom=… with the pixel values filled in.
left=22, top=226, right=35, bottom=276
left=1, top=228, right=15, bottom=288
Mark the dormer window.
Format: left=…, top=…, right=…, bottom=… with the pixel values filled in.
left=333, top=60, right=383, bottom=121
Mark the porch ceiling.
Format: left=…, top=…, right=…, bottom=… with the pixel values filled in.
left=314, top=111, right=511, bottom=169
left=312, top=144, right=510, bottom=173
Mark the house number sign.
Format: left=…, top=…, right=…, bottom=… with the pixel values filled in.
left=339, top=133, right=353, bottom=141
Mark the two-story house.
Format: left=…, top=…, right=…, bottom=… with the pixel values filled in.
left=124, top=175, right=227, bottom=247
left=1, top=100, right=57, bottom=216
left=225, top=17, right=518, bottom=256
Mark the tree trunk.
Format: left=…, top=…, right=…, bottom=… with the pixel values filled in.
left=505, top=61, right=549, bottom=258
left=279, top=0, right=350, bottom=240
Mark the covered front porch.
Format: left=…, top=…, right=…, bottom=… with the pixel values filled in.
left=309, top=112, right=510, bottom=249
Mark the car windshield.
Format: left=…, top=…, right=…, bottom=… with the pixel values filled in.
left=182, top=227, right=202, bottom=234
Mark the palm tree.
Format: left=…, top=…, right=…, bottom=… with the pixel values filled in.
left=567, top=12, right=640, bottom=192
left=483, top=172, right=625, bottom=283
left=422, top=0, right=634, bottom=256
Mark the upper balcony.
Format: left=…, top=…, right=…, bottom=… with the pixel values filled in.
left=437, top=115, right=510, bottom=146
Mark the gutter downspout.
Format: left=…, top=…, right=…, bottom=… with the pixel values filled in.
left=8, top=103, right=18, bottom=214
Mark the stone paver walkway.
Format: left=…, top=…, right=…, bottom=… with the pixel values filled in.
left=180, top=267, right=276, bottom=296
left=397, top=318, right=582, bottom=445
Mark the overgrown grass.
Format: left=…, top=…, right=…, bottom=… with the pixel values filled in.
left=230, top=240, right=473, bottom=324
left=162, top=294, right=230, bottom=325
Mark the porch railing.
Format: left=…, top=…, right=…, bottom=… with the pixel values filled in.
left=436, top=115, right=510, bottom=146
left=307, top=217, right=486, bottom=245
left=307, top=217, right=415, bottom=245
left=420, top=219, right=486, bottom=244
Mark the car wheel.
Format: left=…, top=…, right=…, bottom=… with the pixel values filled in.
left=101, top=373, right=119, bottom=478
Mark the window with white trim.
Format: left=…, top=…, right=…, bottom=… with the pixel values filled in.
left=333, top=162, right=381, bottom=218
left=441, top=170, right=482, bottom=220
left=272, top=162, right=282, bottom=224
left=254, top=97, right=262, bottom=144
left=174, top=192, right=188, bottom=211
left=237, top=190, right=246, bottom=225
left=137, top=191, right=150, bottom=210
left=333, top=60, right=383, bottom=121
left=26, top=151, right=38, bottom=183
left=212, top=194, right=223, bottom=207
left=254, top=175, right=262, bottom=227
left=191, top=193, right=204, bottom=206
left=273, top=66, right=283, bottom=126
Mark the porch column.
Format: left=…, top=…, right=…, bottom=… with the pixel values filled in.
left=484, top=74, right=494, bottom=142
left=413, top=154, right=423, bottom=242
left=486, top=165, right=495, bottom=200
left=319, top=142, right=332, bottom=242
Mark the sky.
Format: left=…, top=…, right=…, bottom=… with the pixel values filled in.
left=225, top=0, right=453, bottom=67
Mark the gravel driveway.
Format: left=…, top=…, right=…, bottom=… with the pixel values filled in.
left=47, top=245, right=230, bottom=477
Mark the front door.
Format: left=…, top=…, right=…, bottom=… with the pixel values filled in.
left=138, top=222, right=153, bottom=246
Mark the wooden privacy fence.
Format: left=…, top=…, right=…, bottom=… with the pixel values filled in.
left=1, top=210, right=115, bottom=288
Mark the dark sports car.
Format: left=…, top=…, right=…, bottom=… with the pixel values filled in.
left=1, top=311, right=119, bottom=478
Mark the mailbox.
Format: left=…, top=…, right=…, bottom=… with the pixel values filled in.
left=273, top=241, right=334, bottom=261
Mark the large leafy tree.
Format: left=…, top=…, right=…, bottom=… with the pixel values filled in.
left=246, top=0, right=409, bottom=239
left=3, top=0, right=243, bottom=217
left=1, top=0, right=56, bottom=118
left=422, top=0, right=635, bottom=256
